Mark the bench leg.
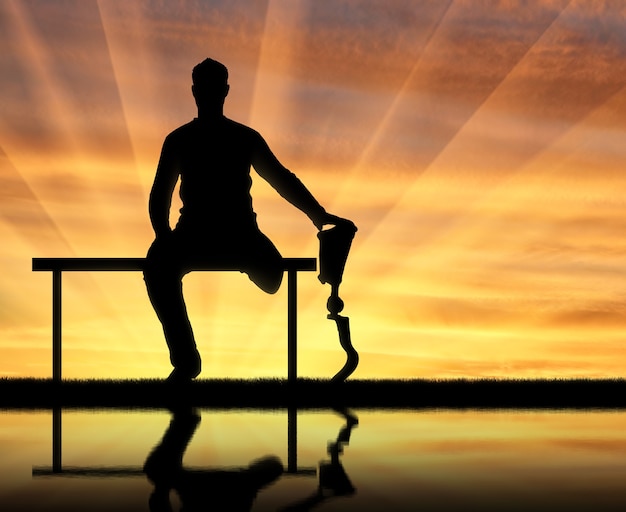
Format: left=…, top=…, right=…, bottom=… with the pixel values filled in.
left=287, top=268, right=297, bottom=383
left=52, top=407, right=62, bottom=473
left=287, top=406, right=297, bottom=473
left=52, top=270, right=62, bottom=382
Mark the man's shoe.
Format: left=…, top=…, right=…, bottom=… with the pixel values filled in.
left=166, top=367, right=200, bottom=384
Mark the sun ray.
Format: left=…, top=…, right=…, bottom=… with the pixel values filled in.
left=247, top=0, right=307, bottom=132
left=2, top=0, right=148, bottom=250
left=291, top=0, right=579, bottom=317
left=353, top=85, right=626, bottom=293
left=232, top=0, right=315, bottom=373
left=3, top=0, right=79, bottom=156
left=94, top=0, right=167, bottom=194
left=0, top=1, right=152, bottom=363
left=440, top=0, right=575, bottom=147
left=331, top=0, right=455, bottom=191
left=343, top=86, right=626, bottom=354
left=94, top=0, right=144, bottom=201
left=328, top=0, right=573, bottom=220
left=0, top=144, right=75, bottom=256
left=339, top=0, right=624, bottom=253
left=0, top=144, right=150, bottom=365
left=244, top=0, right=272, bottom=126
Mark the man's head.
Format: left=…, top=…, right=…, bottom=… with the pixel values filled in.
left=192, top=58, right=229, bottom=111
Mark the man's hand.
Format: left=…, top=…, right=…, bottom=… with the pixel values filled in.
left=313, top=212, right=357, bottom=232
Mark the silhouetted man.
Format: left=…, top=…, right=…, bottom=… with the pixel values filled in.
left=144, top=58, right=347, bottom=382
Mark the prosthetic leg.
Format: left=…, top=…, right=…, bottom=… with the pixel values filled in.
left=317, top=220, right=358, bottom=382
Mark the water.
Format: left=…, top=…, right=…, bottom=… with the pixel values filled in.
left=1, top=408, right=626, bottom=511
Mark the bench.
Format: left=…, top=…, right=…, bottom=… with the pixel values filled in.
left=32, top=257, right=317, bottom=383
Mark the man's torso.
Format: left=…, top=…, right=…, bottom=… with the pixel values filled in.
left=167, top=117, right=261, bottom=232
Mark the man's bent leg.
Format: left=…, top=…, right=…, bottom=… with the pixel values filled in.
left=243, top=231, right=284, bottom=294
left=144, top=238, right=201, bottom=379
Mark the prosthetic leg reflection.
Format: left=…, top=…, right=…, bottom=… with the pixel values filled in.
left=317, top=220, right=358, bottom=382
left=279, top=407, right=358, bottom=511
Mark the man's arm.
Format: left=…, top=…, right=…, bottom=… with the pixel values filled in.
left=149, top=135, right=180, bottom=238
left=251, top=134, right=347, bottom=230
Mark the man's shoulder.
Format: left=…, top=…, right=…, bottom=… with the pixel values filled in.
left=222, top=117, right=262, bottom=139
left=159, top=122, right=195, bottom=149
left=165, top=120, right=197, bottom=139
left=165, top=118, right=262, bottom=141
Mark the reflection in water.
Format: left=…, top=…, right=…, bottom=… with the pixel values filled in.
left=279, top=407, right=358, bottom=511
left=143, top=407, right=282, bottom=511
left=13, top=409, right=626, bottom=510
left=143, top=406, right=358, bottom=511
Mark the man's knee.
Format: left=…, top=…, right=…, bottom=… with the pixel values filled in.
left=144, top=235, right=185, bottom=284
left=243, top=231, right=283, bottom=293
left=248, top=265, right=283, bottom=294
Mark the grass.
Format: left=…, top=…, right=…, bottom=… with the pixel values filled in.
left=2, top=377, right=626, bottom=409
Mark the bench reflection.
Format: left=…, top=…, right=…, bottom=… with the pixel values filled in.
left=32, top=407, right=356, bottom=476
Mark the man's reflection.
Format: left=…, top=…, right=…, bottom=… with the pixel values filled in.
left=143, top=407, right=283, bottom=512
left=143, top=407, right=358, bottom=511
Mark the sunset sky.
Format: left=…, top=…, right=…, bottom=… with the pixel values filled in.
left=1, top=0, right=625, bottom=380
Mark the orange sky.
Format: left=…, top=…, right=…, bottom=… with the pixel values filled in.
left=1, top=0, right=625, bottom=380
